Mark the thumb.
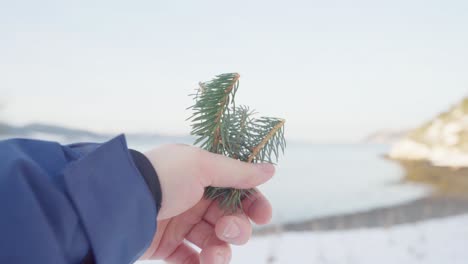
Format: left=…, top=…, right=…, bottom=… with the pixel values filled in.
left=199, top=150, right=275, bottom=189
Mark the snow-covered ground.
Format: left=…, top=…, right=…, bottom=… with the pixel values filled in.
left=389, top=97, right=468, bottom=168
left=139, top=214, right=468, bottom=264
left=390, top=138, right=468, bottom=168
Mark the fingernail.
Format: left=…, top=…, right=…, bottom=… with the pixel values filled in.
left=256, top=163, right=275, bottom=175
left=223, top=221, right=240, bottom=239
left=215, top=251, right=226, bottom=264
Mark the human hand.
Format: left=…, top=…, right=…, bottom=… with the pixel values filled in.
left=139, top=144, right=275, bottom=264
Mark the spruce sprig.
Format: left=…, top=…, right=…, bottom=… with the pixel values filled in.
left=188, top=73, right=286, bottom=213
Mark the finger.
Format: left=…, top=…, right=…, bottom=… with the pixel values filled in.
left=200, top=244, right=231, bottom=264
left=152, top=199, right=212, bottom=259
left=165, top=242, right=200, bottom=264
left=203, top=202, right=252, bottom=244
left=186, top=220, right=224, bottom=249
left=203, top=200, right=227, bottom=226
left=203, top=190, right=272, bottom=226
left=241, top=189, right=272, bottom=225
left=215, top=214, right=252, bottom=245
left=185, top=220, right=232, bottom=264
left=199, top=150, right=275, bottom=188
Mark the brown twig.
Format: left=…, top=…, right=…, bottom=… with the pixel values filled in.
left=212, top=73, right=241, bottom=151
left=247, top=119, right=285, bottom=163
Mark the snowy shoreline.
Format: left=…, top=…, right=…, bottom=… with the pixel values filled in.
left=255, top=161, right=468, bottom=235
left=255, top=195, right=468, bottom=235
left=230, top=213, right=468, bottom=264
left=257, top=159, right=468, bottom=234
left=138, top=213, right=468, bottom=264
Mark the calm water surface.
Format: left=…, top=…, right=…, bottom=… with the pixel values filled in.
left=260, top=143, right=429, bottom=224
left=130, top=139, right=429, bottom=225
left=2, top=134, right=429, bottom=225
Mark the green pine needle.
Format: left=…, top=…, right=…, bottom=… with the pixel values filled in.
left=188, top=73, right=286, bottom=213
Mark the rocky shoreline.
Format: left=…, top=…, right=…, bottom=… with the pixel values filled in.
left=255, top=160, right=468, bottom=235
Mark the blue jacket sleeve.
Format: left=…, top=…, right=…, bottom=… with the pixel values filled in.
left=0, top=135, right=158, bottom=264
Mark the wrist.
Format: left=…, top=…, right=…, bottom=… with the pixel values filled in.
left=128, top=149, right=163, bottom=214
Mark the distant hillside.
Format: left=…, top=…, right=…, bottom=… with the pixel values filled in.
left=0, top=122, right=108, bottom=140
left=0, top=122, right=192, bottom=150
left=389, top=97, right=468, bottom=167
left=364, top=129, right=407, bottom=144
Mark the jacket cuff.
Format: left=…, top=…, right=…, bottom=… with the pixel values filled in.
left=128, top=149, right=162, bottom=214
left=63, top=135, right=157, bottom=264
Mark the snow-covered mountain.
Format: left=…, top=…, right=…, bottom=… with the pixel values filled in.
left=0, top=122, right=193, bottom=150
left=389, top=97, right=468, bottom=167
left=364, top=129, right=407, bottom=144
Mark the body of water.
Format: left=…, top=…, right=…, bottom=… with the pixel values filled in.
left=259, top=143, right=429, bottom=224
left=2, top=133, right=430, bottom=225
left=130, top=138, right=429, bottom=225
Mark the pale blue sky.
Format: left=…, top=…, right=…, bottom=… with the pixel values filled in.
left=1, top=0, right=467, bottom=142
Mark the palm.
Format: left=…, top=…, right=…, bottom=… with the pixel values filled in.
left=142, top=192, right=271, bottom=264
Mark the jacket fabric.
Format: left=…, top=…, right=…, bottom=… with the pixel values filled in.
left=0, top=135, right=160, bottom=264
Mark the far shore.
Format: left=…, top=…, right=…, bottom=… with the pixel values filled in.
left=255, top=159, right=468, bottom=235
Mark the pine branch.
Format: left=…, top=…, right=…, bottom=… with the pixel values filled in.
left=188, top=73, right=286, bottom=213
left=247, top=118, right=286, bottom=163
left=223, top=105, right=257, bottom=161
left=189, top=73, right=240, bottom=153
